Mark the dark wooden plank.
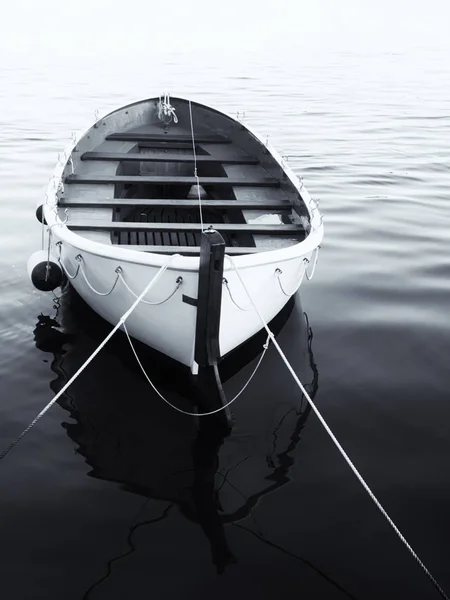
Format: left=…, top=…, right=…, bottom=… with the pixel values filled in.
left=107, top=133, right=229, bottom=143
left=65, top=175, right=279, bottom=187
left=188, top=212, right=201, bottom=246
left=139, top=142, right=198, bottom=150
left=152, top=208, right=162, bottom=246
left=158, top=209, right=170, bottom=247
left=182, top=294, right=197, bottom=306
left=137, top=211, right=146, bottom=245
left=69, top=222, right=303, bottom=234
left=195, top=230, right=226, bottom=367
left=60, top=198, right=290, bottom=210
left=81, top=152, right=258, bottom=164
left=113, top=245, right=270, bottom=255
left=164, top=209, right=179, bottom=247
left=138, top=142, right=197, bottom=153
left=183, top=211, right=196, bottom=247
left=176, top=210, right=187, bottom=247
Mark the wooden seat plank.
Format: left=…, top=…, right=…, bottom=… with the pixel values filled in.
left=107, top=133, right=230, bottom=143
left=68, top=222, right=303, bottom=235
left=65, top=175, right=279, bottom=187
left=113, top=245, right=271, bottom=255
left=60, top=198, right=290, bottom=210
left=138, top=142, right=198, bottom=150
left=81, top=152, right=258, bottom=164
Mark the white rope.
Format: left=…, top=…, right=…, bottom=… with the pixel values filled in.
left=41, top=212, right=45, bottom=251
left=61, top=260, right=80, bottom=281
left=276, top=248, right=320, bottom=296
left=157, top=92, right=179, bottom=124
left=79, top=262, right=120, bottom=296
left=45, top=229, right=52, bottom=283
left=275, top=267, right=304, bottom=297
left=225, top=254, right=449, bottom=600
left=119, top=273, right=183, bottom=305
left=304, top=247, right=320, bottom=281
left=188, top=100, right=205, bottom=232
left=0, top=257, right=176, bottom=462
left=124, top=324, right=270, bottom=416
left=58, top=251, right=81, bottom=280
left=223, top=277, right=252, bottom=311
left=57, top=244, right=181, bottom=303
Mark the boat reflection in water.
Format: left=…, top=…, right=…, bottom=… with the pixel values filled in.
left=33, top=287, right=318, bottom=579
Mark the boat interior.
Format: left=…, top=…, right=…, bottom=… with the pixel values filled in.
left=60, top=103, right=310, bottom=256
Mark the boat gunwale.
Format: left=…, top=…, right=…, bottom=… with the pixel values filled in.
left=43, top=96, right=324, bottom=272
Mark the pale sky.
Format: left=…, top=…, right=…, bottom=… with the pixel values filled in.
left=2, top=0, right=450, bottom=56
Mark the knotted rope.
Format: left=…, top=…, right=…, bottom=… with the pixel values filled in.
left=157, top=92, right=179, bottom=124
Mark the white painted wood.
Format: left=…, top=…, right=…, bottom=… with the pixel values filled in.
left=41, top=96, right=323, bottom=370
left=222, top=163, right=299, bottom=250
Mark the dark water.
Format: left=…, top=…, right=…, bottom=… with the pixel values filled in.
left=1, top=45, right=450, bottom=599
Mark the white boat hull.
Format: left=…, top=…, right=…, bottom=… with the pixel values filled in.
left=55, top=238, right=314, bottom=370
left=39, top=95, right=324, bottom=371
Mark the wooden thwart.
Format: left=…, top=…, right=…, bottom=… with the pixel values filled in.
left=138, top=142, right=198, bottom=150
left=115, top=245, right=263, bottom=255
left=81, top=152, right=258, bottom=164
left=107, top=133, right=229, bottom=143
left=69, top=222, right=303, bottom=234
left=60, top=198, right=291, bottom=210
left=65, top=175, right=279, bottom=187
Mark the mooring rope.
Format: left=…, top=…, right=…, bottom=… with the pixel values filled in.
left=188, top=100, right=205, bottom=232
left=124, top=324, right=270, bottom=417
left=0, top=257, right=177, bottom=463
left=224, top=254, right=448, bottom=600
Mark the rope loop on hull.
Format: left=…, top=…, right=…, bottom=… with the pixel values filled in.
left=304, top=246, right=320, bottom=281
left=119, top=273, right=183, bottom=305
left=55, top=242, right=183, bottom=304
left=79, top=262, right=121, bottom=296
left=275, top=268, right=303, bottom=297
left=223, top=277, right=252, bottom=311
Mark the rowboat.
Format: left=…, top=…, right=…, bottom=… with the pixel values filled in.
left=30, top=95, right=323, bottom=374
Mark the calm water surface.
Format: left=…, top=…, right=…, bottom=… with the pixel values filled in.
left=1, top=44, right=450, bottom=599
